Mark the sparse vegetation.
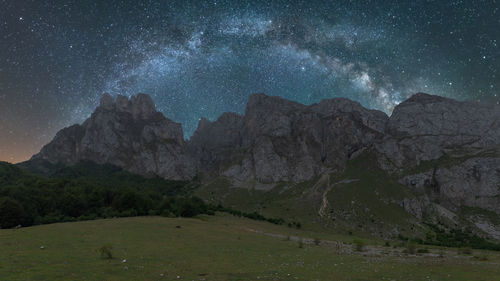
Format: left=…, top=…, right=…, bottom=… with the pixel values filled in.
left=417, top=248, right=429, bottom=254
left=405, top=241, right=418, bottom=254
left=459, top=247, right=473, bottom=255
left=211, top=204, right=287, bottom=226
left=298, top=238, right=304, bottom=248
left=423, top=223, right=500, bottom=251
left=98, top=245, right=113, bottom=259
left=353, top=239, right=365, bottom=252
left=475, top=254, right=489, bottom=261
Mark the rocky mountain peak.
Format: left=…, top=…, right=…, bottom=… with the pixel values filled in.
left=98, top=93, right=157, bottom=120
left=99, top=93, right=114, bottom=109
left=402, top=92, right=450, bottom=105
left=32, top=93, right=194, bottom=180
left=245, top=93, right=304, bottom=115
left=310, top=98, right=389, bottom=133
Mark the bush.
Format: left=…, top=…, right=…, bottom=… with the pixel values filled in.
left=314, top=238, right=321, bottom=246
left=353, top=239, right=365, bottom=252
left=98, top=245, right=113, bottom=259
left=172, top=197, right=207, bottom=217
left=459, top=247, right=473, bottom=255
left=417, top=248, right=429, bottom=253
left=475, top=254, right=489, bottom=261
left=405, top=241, right=417, bottom=254
left=423, top=223, right=500, bottom=251
left=212, top=205, right=290, bottom=226
left=298, top=239, right=304, bottom=248
left=438, top=250, right=445, bottom=258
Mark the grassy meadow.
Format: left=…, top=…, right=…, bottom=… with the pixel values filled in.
left=1, top=214, right=499, bottom=281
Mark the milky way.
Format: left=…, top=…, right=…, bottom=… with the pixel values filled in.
left=1, top=0, right=499, bottom=162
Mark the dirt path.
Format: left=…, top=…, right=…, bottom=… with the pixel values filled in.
left=318, top=176, right=359, bottom=219
left=242, top=227, right=347, bottom=253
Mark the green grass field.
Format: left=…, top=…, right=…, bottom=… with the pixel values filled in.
left=1, top=215, right=499, bottom=281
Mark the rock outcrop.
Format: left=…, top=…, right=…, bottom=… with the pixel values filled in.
left=376, top=93, right=500, bottom=238
left=190, top=94, right=387, bottom=184
left=32, top=93, right=195, bottom=180
left=376, top=93, right=500, bottom=170
left=400, top=157, right=500, bottom=214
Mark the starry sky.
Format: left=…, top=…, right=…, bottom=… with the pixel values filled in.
left=1, top=0, right=499, bottom=163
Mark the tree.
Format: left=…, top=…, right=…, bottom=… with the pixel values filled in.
left=0, top=197, right=27, bottom=228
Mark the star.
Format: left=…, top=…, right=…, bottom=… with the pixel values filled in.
left=0, top=0, right=499, bottom=162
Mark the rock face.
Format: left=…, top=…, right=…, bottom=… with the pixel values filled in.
left=190, top=94, right=387, bottom=184
left=375, top=93, right=500, bottom=238
left=32, top=93, right=195, bottom=180
left=400, top=158, right=500, bottom=214
left=376, top=93, right=500, bottom=170
left=32, top=91, right=500, bottom=197
left=33, top=92, right=390, bottom=184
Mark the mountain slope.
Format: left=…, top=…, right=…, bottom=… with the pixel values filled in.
left=21, top=92, right=500, bottom=240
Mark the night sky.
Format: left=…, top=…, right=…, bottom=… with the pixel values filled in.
left=1, top=0, right=499, bottom=163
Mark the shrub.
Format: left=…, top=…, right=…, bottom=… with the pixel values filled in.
left=353, top=239, right=365, bottom=252
left=384, top=241, right=390, bottom=247
left=417, top=248, right=429, bottom=253
left=459, top=247, right=473, bottom=255
left=172, top=197, right=208, bottom=217
left=475, top=254, right=489, bottom=261
left=405, top=241, right=417, bottom=254
left=98, top=245, right=113, bottom=259
left=314, top=238, right=321, bottom=246
left=438, top=250, right=445, bottom=258
left=298, top=239, right=304, bottom=248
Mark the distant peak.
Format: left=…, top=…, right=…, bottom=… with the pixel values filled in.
left=195, top=117, right=212, bottom=131
left=97, top=93, right=157, bottom=119
left=99, top=93, right=114, bottom=109
left=247, top=93, right=291, bottom=103
left=130, top=93, right=156, bottom=118
left=246, top=93, right=303, bottom=114
left=404, top=92, right=449, bottom=104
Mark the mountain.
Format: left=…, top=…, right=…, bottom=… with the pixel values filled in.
left=23, top=92, right=500, bottom=241
left=376, top=93, right=500, bottom=239
left=31, top=92, right=389, bottom=184
left=190, top=93, right=388, bottom=186
left=31, top=93, right=195, bottom=180
left=376, top=93, right=500, bottom=170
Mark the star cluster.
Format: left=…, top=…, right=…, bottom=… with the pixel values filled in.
left=1, top=0, right=499, bottom=162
